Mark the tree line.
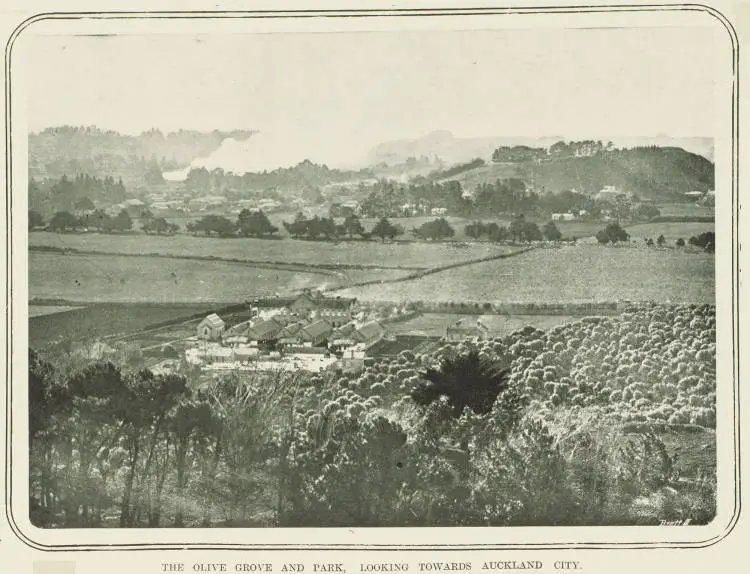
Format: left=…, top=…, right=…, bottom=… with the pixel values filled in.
left=358, top=177, right=662, bottom=223
left=29, top=209, right=180, bottom=235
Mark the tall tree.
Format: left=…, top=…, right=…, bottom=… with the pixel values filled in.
left=237, top=209, right=278, bottom=238
left=542, top=221, right=563, bottom=241
left=28, top=210, right=45, bottom=230
left=411, top=350, right=514, bottom=418
left=371, top=217, right=403, bottom=242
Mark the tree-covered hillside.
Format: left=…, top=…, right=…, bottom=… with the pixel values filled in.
left=29, top=126, right=256, bottom=188
left=445, top=146, right=714, bottom=200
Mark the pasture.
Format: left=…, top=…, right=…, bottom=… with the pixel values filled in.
left=626, top=221, right=715, bottom=243
left=340, top=244, right=715, bottom=304
left=28, top=231, right=516, bottom=270
left=29, top=252, right=330, bottom=303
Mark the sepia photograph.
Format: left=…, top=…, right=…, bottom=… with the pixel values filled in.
left=3, top=3, right=740, bottom=553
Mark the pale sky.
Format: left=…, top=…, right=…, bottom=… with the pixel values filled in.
left=23, top=26, right=719, bottom=168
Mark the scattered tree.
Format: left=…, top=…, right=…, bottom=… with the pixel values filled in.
left=371, top=217, right=403, bottom=242
left=47, top=211, right=80, bottom=232
left=595, top=222, right=630, bottom=244
left=411, top=350, right=515, bottom=418
left=237, top=209, right=278, bottom=238
left=413, top=218, right=455, bottom=241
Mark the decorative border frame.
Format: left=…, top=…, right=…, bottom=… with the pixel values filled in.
left=3, top=3, right=740, bottom=552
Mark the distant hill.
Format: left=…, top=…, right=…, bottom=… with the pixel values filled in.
left=29, top=126, right=256, bottom=189
left=368, top=130, right=714, bottom=167
left=441, top=146, right=714, bottom=200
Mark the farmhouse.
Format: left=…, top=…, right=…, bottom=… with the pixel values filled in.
left=445, top=318, right=489, bottom=341
left=197, top=313, right=225, bottom=340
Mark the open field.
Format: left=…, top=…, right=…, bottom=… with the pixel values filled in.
left=29, top=252, right=340, bottom=303
left=28, top=305, right=84, bottom=317
left=657, top=202, right=714, bottom=218
left=340, top=244, right=715, bottom=304
left=29, top=231, right=517, bottom=270
left=626, top=221, right=715, bottom=242
left=386, top=312, right=579, bottom=338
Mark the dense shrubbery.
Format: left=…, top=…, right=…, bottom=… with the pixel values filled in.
left=29, top=303, right=716, bottom=528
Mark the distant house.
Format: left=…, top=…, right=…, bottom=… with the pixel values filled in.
left=551, top=213, right=576, bottom=221
left=445, top=318, right=489, bottom=342
left=596, top=185, right=625, bottom=202
left=298, top=319, right=333, bottom=347
left=352, top=321, right=385, bottom=347
left=197, top=314, right=225, bottom=340
left=431, top=207, right=448, bottom=216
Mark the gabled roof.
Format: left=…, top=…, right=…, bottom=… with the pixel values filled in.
left=247, top=318, right=282, bottom=340
left=300, top=319, right=333, bottom=340
left=279, top=321, right=305, bottom=338
left=223, top=320, right=250, bottom=339
left=199, top=313, right=225, bottom=329
left=332, top=322, right=357, bottom=338
left=354, top=321, right=384, bottom=341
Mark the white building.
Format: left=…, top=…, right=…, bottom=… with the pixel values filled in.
left=197, top=313, right=225, bottom=340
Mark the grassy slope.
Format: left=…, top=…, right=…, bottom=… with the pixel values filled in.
left=28, top=231, right=515, bottom=270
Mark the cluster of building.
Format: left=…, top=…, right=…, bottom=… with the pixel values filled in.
left=186, top=292, right=386, bottom=373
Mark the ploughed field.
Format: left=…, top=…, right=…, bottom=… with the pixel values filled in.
left=340, top=244, right=715, bottom=304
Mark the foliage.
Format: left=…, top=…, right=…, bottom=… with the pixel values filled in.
left=411, top=350, right=514, bottom=418
left=188, top=214, right=236, bottom=238
left=542, top=221, right=563, bottom=241
left=29, top=210, right=46, bottom=230
left=29, top=303, right=715, bottom=528
left=412, top=218, right=455, bottom=241
left=688, top=231, right=715, bottom=253
left=371, top=217, right=404, bottom=242
left=596, top=222, right=630, bottom=244
left=47, top=211, right=81, bottom=232
left=142, top=217, right=179, bottom=235
left=236, top=209, right=279, bottom=238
